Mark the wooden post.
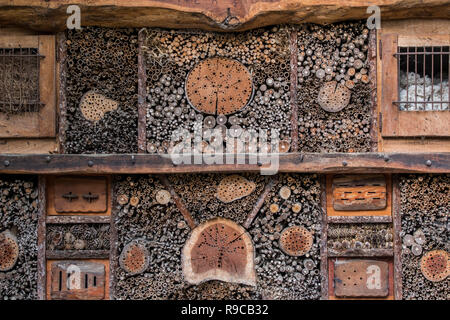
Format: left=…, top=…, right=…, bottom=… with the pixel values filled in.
left=109, top=177, right=118, bottom=300
left=368, top=28, right=379, bottom=152
left=37, top=176, right=47, bottom=300
left=137, top=28, right=148, bottom=153
left=392, top=174, right=403, bottom=300
left=56, top=32, right=67, bottom=153
left=289, top=28, right=299, bottom=152
left=319, top=175, right=329, bottom=300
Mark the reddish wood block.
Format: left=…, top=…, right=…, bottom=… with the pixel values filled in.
left=50, top=261, right=105, bottom=300
left=334, top=259, right=389, bottom=297
left=53, top=176, right=107, bottom=213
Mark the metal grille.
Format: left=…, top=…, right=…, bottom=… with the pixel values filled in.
left=395, top=46, right=449, bottom=111
left=0, top=47, right=44, bottom=113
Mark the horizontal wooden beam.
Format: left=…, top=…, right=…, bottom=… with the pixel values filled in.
left=328, top=248, right=394, bottom=257
left=327, top=216, right=393, bottom=224
left=0, top=1, right=449, bottom=32
left=0, top=153, right=449, bottom=175
left=46, top=250, right=110, bottom=259
left=46, top=215, right=110, bottom=224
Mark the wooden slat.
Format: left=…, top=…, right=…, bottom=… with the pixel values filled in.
left=0, top=138, right=57, bottom=154
left=38, top=35, right=56, bottom=137
left=37, top=176, right=46, bottom=300
left=381, top=33, right=399, bottom=137
left=392, top=174, right=403, bottom=300
left=137, top=28, right=147, bottom=153
left=398, top=34, right=449, bottom=47
left=46, top=215, right=111, bottom=224
left=0, top=153, right=449, bottom=174
left=328, top=215, right=393, bottom=224
left=46, top=250, right=110, bottom=259
left=328, top=248, right=394, bottom=258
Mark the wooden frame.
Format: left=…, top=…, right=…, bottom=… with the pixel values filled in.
left=326, top=174, right=392, bottom=218
left=380, top=33, right=450, bottom=137
left=328, top=258, right=394, bottom=300
left=0, top=33, right=56, bottom=138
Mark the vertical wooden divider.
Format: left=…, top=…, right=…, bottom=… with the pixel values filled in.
left=57, top=32, right=67, bottom=154
left=289, top=28, right=299, bottom=152
left=392, top=174, right=403, bottom=300
left=319, top=175, right=328, bottom=299
left=37, top=176, right=47, bottom=300
left=109, top=177, right=118, bottom=300
left=137, top=28, right=147, bottom=154
left=369, top=29, right=379, bottom=152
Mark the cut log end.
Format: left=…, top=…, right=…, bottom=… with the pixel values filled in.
left=182, top=217, right=256, bottom=286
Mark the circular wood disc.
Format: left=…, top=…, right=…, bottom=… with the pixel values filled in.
left=420, top=250, right=449, bottom=282
left=119, top=241, right=150, bottom=275
left=0, top=230, right=19, bottom=272
left=279, top=226, right=313, bottom=257
left=317, top=81, right=351, bottom=113
left=182, top=218, right=256, bottom=286
left=186, top=57, right=253, bottom=115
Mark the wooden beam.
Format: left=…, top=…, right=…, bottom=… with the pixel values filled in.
left=392, top=174, right=403, bottom=300
left=46, top=215, right=111, bottom=224
left=0, top=1, right=448, bottom=32
left=243, top=176, right=277, bottom=229
left=0, top=153, right=448, bottom=174
left=46, top=250, right=110, bottom=259
left=37, top=176, right=46, bottom=300
left=328, top=248, right=394, bottom=257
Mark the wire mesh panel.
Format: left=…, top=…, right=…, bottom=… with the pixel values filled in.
left=0, top=47, right=43, bottom=113
left=395, top=46, right=449, bottom=111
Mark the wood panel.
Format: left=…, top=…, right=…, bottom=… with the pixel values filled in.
left=327, top=174, right=392, bottom=217
left=46, top=176, right=112, bottom=216
left=328, top=258, right=394, bottom=300
left=0, top=153, right=449, bottom=174
left=46, top=259, right=110, bottom=300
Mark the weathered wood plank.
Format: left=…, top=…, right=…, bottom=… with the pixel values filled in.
left=392, top=174, right=403, bottom=300
left=137, top=28, right=147, bottom=154
left=328, top=215, right=393, bottom=224
left=328, top=248, right=394, bottom=257
left=289, top=28, right=298, bottom=152
left=0, top=153, right=448, bottom=174
left=37, top=176, right=46, bottom=300
left=46, top=215, right=111, bottom=224
left=46, top=250, right=110, bottom=259
left=0, top=1, right=449, bottom=32
left=319, top=175, right=328, bottom=300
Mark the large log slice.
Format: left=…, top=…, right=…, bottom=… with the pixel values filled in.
left=182, top=218, right=256, bottom=286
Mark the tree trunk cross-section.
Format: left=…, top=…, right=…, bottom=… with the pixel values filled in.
left=182, top=218, right=256, bottom=286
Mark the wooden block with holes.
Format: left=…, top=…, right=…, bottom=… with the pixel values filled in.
left=327, top=174, right=391, bottom=217
left=46, top=259, right=109, bottom=300
left=47, top=176, right=111, bottom=216
left=328, top=258, right=394, bottom=300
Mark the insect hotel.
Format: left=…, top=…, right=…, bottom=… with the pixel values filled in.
left=0, top=1, right=448, bottom=300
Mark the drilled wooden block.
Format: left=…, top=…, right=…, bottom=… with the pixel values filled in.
left=182, top=218, right=256, bottom=286
left=50, top=261, right=105, bottom=300
left=53, top=177, right=107, bottom=213
left=186, top=57, right=253, bottom=115
left=332, top=174, right=387, bottom=211
left=334, top=260, right=389, bottom=297
left=420, top=250, right=449, bottom=282
left=216, top=175, right=256, bottom=203
left=0, top=230, right=19, bottom=272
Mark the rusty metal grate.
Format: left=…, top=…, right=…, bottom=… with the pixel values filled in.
left=0, top=47, right=44, bottom=113
left=395, top=46, right=449, bottom=111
